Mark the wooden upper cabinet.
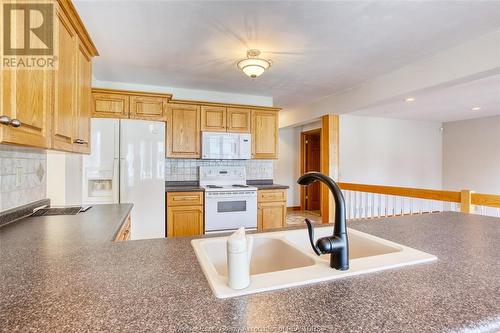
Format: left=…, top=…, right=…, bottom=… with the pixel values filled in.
left=227, top=108, right=251, bottom=133
left=166, top=104, right=201, bottom=158
left=53, top=9, right=77, bottom=152
left=129, top=96, right=168, bottom=120
left=73, top=42, right=92, bottom=154
left=92, top=92, right=129, bottom=119
left=201, top=105, right=226, bottom=132
left=0, top=68, right=53, bottom=148
left=0, top=0, right=97, bottom=153
left=251, top=110, right=279, bottom=159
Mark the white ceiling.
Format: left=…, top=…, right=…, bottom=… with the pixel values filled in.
left=74, top=1, right=500, bottom=108
left=352, top=74, right=500, bottom=123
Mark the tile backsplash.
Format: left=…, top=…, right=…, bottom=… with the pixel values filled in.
left=0, top=145, right=47, bottom=211
left=165, top=159, right=273, bottom=181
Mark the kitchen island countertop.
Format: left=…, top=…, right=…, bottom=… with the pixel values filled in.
left=1, top=207, right=499, bottom=332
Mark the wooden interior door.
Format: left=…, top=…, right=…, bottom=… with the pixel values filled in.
left=305, top=132, right=321, bottom=211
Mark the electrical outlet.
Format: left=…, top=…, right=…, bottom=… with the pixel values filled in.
left=15, top=166, right=23, bottom=187
left=172, top=165, right=178, bottom=173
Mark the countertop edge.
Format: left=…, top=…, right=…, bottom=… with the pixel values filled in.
left=110, top=204, right=134, bottom=241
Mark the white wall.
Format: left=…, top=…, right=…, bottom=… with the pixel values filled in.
left=275, top=127, right=302, bottom=207
left=339, top=115, right=443, bottom=189
left=93, top=78, right=274, bottom=107
left=46, top=151, right=83, bottom=206
left=443, top=116, right=500, bottom=194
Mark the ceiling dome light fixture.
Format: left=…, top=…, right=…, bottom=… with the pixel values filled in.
left=237, top=49, right=271, bottom=78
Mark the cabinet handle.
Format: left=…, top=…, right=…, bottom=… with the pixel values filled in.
left=10, top=119, right=21, bottom=127
left=0, top=116, right=11, bottom=125
left=73, top=139, right=87, bottom=144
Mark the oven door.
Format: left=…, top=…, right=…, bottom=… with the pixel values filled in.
left=205, top=191, right=257, bottom=231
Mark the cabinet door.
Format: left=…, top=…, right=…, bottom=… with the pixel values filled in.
left=167, top=205, right=204, bottom=237
left=92, top=93, right=129, bottom=119
left=53, top=10, right=77, bottom=151
left=166, top=104, right=201, bottom=158
left=251, top=110, right=278, bottom=159
left=227, top=108, right=251, bottom=133
left=73, top=42, right=92, bottom=153
left=129, top=96, right=167, bottom=120
left=201, top=105, right=226, bottom=132
left=258, top=201, right=286, bottom=230
left=0, top=69, right=52, bottom=148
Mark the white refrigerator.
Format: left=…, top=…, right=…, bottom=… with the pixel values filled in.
left=83, top=119, right=165, bottom=240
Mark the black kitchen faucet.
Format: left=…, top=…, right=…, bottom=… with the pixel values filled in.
left=297, top=172, right=349, bottom=270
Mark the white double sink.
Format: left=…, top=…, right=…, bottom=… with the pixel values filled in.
left=191, top=226, right=437, bottom=298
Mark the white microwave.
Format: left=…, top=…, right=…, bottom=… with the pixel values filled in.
left=202, top=132, right=251, bottom=159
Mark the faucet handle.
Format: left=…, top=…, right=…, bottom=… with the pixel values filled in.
left=305, top=218, right=321, bottom=256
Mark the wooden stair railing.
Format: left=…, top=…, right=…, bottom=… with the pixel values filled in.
left=336, top=182, right=500, bottom=219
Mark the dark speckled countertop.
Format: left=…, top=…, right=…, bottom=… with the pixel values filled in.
left=1, top=209, right=499, bottom=332
left=165, top=180, right=289, bottom=192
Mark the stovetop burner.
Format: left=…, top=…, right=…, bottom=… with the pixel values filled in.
left=206, top=185, right=223, bottom=189
left=232, top=184, right=249, bottom=188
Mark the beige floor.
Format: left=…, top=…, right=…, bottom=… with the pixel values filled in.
left=286, top=210, right=322, bottom=226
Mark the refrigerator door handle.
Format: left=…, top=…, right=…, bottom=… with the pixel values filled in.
left=119, top=157, right=126, bottom=203
left=112, top=158, right=120, bottom=203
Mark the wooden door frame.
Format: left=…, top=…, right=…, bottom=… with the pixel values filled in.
left=299, top=116, right=339, bottom=224
left=320, top=115, right=340, bottom=224
left=300, top=129, right=321, bottom=212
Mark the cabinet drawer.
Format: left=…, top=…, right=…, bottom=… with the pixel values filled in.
left=258, top=189, right=287, bottom=203
left=167, top=191, right=204, bottom=207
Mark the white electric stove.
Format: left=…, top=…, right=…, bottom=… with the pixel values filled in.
left=199, top=166, right=257, bottom=232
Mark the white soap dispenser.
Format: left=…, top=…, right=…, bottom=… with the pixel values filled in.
left=227, top=227, right=253, bottom=290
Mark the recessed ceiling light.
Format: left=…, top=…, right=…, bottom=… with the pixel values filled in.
left=471, top=106, right=481, bottom=111
left=237, top=49, right=272, bottom=79
left=405, top=97, right=415, bottom=102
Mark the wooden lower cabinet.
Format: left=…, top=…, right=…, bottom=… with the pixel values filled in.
left=115, top=213, right=132, bottom=241
left=166, top=191, right=204, bottom=237
left=257, top=189, right=287, bottom=230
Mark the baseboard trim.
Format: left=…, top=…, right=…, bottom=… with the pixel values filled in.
left=287, top=206, right=301, bottom=212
